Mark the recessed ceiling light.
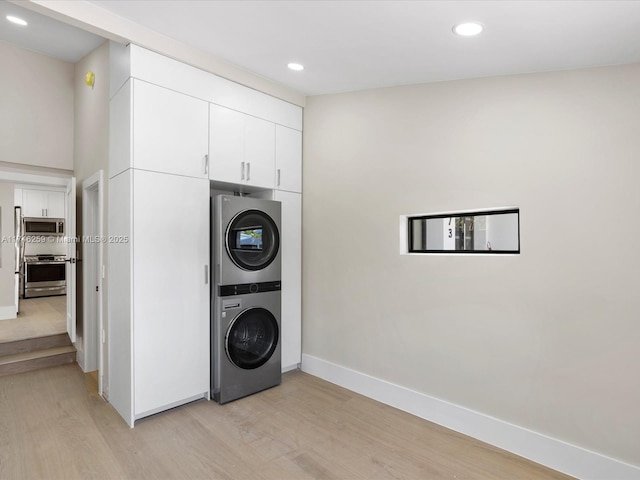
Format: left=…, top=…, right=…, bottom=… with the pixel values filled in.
left=287, top=63, right=304, bottom=71
left=453, top=22, right=483, bottom=37
left=6, top=15, right=28, bottom=27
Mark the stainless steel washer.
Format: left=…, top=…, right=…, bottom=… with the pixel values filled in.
left=211, top=288, right=281, bottom=404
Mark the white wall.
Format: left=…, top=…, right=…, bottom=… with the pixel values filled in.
left=303, top=63, right=640, bottom=469
left=0, top=40, right=74, bottom=171
left=73, top=41, right=110, bottom=383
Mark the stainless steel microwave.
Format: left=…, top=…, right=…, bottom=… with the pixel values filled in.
left=23, top=217, right=65, bottom=236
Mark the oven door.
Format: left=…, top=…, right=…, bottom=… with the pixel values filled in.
left=24, top=261, right=66, bottom=297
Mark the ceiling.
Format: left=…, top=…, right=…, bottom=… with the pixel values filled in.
left=3, top=1, right=640, bottom=96
left=0, top=1, right=104, bottom=63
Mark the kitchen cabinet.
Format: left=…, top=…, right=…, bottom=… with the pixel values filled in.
left=21, top=189, right=65, bottom=218
left=209, top=104, right=275, bottom=189
left=110, top=79, right=209, bottom=179
left=275, top=126, right=302, bottom=193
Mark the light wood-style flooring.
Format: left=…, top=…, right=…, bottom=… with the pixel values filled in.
left=0, top=364, right=574, bottom=480
left=0, top=295, right=66, bottom=342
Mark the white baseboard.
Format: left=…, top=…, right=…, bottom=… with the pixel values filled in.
left=301, top=354, right=640, bottom=480
left=0, top=305, right=17, bottom=321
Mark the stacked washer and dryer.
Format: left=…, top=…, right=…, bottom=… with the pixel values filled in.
left=211, top=195, right=282, bottom=404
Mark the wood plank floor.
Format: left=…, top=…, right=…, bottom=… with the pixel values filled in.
left=0, top=295, right=66, bottom=343
left=0, top=364, right=574, bottom=480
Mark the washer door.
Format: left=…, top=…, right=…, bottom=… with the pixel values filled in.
left=225, top=209, right=280, bottom=271
left=226, top=307, right=279, bottom=370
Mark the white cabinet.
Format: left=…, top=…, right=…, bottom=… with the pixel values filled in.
left=208, top=104, right=244, bottom=184
left=132, top=171, right=210, bottom=417
left=275, top=126, right=302, bottom=193
left=133, top=80, right=209, bottom=178
left=47, top=192, right=65, bottom=218
left=274, top=190, right=302, bottom=370
left=209, top=104, right=275, bottom=189
left=109, top=171, right=210, bottom=425
left=109, top=78, right=210, bottom=427
left=245, top=115, right=276, bottom=188
left=22, top=189, right=65, bottom=218
left=110, top=79, right=209, bottom=179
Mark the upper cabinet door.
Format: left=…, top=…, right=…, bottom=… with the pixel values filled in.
left=46, top=191, right=66, bottom=218
left=245, top=115, right=275, bottom=189
left=209, top=104, right=245, bottom=184
left=22, top=190, right=48, bottom=217
left=275, top=126, right=302, bottom=193
left=209, top=104, right=276, bottom=188
left=133, top=80, right=209, bottom=178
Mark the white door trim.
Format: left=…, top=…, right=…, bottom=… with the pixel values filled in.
left=82, top=170, right=104, bottom=395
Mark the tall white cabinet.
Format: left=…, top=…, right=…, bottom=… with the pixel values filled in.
left=274, top=190, right=302, bottom=369
left=109, top=43, right=303, bottom=426
left=109, top=74, right=210, bottom=427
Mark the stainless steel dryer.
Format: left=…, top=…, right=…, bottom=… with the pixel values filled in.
left=213, top=195, right=281, bottom=286
left=211, top=287, right=281, bottom=404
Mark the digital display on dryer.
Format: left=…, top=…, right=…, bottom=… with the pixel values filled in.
left=236, top=228, right=263, bottom=250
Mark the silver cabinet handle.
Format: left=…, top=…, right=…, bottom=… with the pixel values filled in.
left=204, top=265, right=209, bottom=284
left=277, top=169, right=281, bottom=187
left=241, top=161, right=245, bottom=180
left=247, top=162, right=251, bottom=181
left=204, top=154, right=209, bottom=176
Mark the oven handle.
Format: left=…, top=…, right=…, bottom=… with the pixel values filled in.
left=26, top=261, right=67, bottom=265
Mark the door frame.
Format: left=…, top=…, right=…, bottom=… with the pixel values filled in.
left=82, top=170, right=105, bottom=395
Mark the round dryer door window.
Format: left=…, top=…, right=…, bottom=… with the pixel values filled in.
left=226, top=209, right=280, bottom=271
left=226, top=308, right=279, bottom=370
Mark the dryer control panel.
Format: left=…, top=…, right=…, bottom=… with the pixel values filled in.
left=219, top=281, right=282, bottom=297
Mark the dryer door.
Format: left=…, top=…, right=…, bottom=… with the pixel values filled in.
left=225, top=209, right=280, bottom=271
left=226, top=307, right=279, bottom=369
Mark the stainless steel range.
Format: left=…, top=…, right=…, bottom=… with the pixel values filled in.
left=24, top=254, right=67, bottom=298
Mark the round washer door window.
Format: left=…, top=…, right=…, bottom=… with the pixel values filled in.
left=225, top=209, right=279, bottom=271
left=226, top=308, right=279, bottom=370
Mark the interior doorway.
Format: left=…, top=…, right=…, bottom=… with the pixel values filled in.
left=0, top=169, right=79, bottom=374
left=81, top=170, right=104, bottom=396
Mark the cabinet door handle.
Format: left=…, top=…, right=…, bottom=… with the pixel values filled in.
left=277, top=169, right=281, bottom=187
left=204, top=265, right=209, bottom=285
left=247, top=162, right=251, bottom=181
left=241, top=162, right=245, bottom=180
left=204, top=154, right=209, bottom=176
